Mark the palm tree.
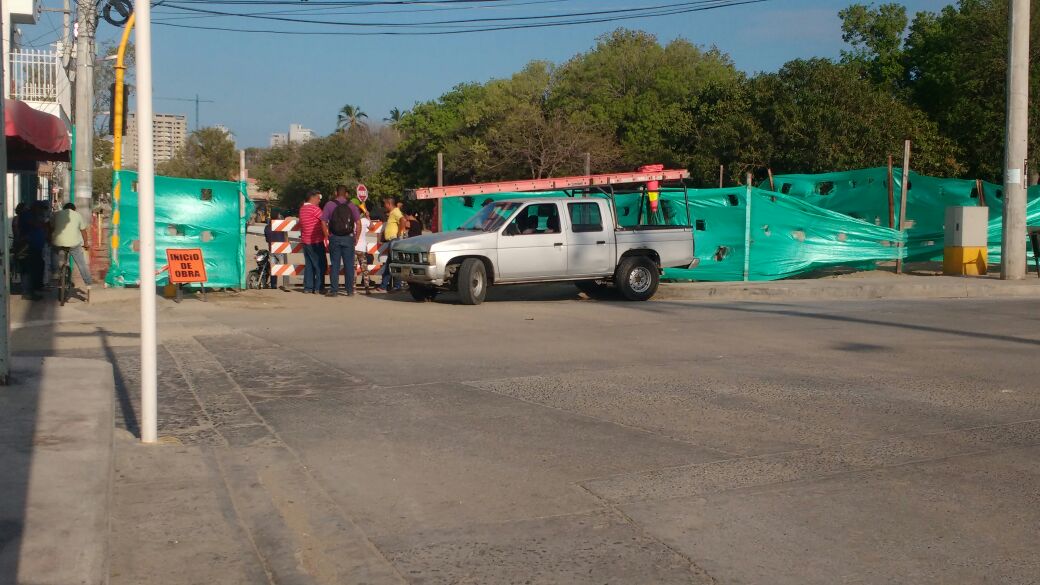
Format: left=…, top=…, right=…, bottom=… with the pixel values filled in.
left=384, top=107, right=404, bottom=125
left=336, top=105, right=367, bottom=131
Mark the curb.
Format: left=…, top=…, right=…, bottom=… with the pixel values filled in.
left=656, top=278, right=1040, bottom=302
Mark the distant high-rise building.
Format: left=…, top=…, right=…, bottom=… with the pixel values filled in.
left=123, top=113, right=188, bottom=167
left=270, top=124, right=316, bottom=148
left=288, top=124, right=316, bottom=144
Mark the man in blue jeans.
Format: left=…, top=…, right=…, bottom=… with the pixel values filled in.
left=298, top=190, right=326, bottom=294
left=321, top=185, right=362, bottom=297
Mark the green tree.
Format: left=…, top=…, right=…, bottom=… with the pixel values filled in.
left=903, top=0, right=1040, bottom=181
left=157, top=127, right=238, bottom=180
left=254, top=126, right=400, bottom=210
left=839, top=3, right=909, bottom=88
left=337, top=105, right=368, bottom=132
left=552, top=29, right=742, bottom=167
left=93, top=136, right=114, bottom=198
left=384, top=107, right=404, bottom=125
left=750, top=59, right=961, bottom=176
left=94, top=41, right=135, bottom=135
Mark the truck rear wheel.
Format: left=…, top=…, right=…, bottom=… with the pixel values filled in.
left=456, top=259, right=488, bottom=305
left=615, top=256, right=659, bottom=301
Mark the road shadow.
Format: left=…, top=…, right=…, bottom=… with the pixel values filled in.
left=1, top=290, right=60, bottom=583
left=365, top=283, right=596, bottom=304
left=641, top=300, right=1040, bottom=348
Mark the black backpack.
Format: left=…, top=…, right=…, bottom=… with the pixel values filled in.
left=329, top=202, right=356, bottom=237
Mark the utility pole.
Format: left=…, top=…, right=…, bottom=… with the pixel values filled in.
left=135, top=0, right=159, bottom=444
left=1001, top=0, right=1030, bottom=280
left=73, top=0, right=97, bottom=223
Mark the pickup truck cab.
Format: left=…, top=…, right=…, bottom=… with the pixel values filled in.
left=389, top=197, right=694, bottom=305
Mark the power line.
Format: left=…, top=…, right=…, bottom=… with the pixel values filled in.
left=151, top=0, right=767, bottom=35
left=155, top=0, right=756, bottom=27
left=152, top=0, right=570, bottom=21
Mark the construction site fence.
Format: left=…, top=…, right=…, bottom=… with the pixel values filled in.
left=105, top=170, right=254, bottom=289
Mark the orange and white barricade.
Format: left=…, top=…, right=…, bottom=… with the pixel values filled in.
left=268, top=218, right=390, bottom=284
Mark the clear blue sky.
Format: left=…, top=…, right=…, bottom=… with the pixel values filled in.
left=28, top=0, right=952, bottom=147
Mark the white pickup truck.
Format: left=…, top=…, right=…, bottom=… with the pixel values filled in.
left=388, top=197, right=694, bottom=304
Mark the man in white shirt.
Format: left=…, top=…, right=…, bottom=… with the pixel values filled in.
left=51, top=203, right=93, bottom=288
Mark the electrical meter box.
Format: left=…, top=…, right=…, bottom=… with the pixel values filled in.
left=943, top=206, right=989, bottom=275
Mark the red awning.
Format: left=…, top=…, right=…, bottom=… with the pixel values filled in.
left=5, top=99, right=71, bottom=165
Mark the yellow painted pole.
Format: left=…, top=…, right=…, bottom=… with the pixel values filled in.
left=111, top=12, right=135, bottom=262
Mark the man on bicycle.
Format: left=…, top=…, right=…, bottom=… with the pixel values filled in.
left=51, top=203, right=93, bottom=290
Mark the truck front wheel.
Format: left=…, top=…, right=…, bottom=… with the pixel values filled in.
left=615, top=256, right=659, bottom=301
left=456, top=259, right=488, bottom=305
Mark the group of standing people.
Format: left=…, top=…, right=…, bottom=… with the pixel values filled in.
left=12, top=201, right=93, bottom=301
left=272, top=185, right=420, bottom=296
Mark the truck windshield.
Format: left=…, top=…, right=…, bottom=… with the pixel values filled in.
left=458, top=201, right=523, bottom=232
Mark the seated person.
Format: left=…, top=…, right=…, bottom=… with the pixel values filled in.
left=545, top=214, right=561, bottom=234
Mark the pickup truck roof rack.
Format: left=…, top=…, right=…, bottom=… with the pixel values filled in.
left=405, top=169, right=690, bottom=200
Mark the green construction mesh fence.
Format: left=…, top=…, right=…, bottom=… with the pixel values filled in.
left=105, top=170, right=254, bottom=289
left=768, top=168, right=1040, bottom=264
left=438, top=186, right=906, bottom=281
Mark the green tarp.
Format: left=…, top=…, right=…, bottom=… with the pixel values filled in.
left=769, top=168, right=1040, bottom=264
left=439, top=187, right=905, bottom=281
left=106, top=170, right=253, bottom=289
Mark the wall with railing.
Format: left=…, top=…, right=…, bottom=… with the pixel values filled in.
left=7, top=49, right=71, bottom=117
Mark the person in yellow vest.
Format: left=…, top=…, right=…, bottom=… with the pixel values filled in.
left=377, top=197, right=404, bottom=292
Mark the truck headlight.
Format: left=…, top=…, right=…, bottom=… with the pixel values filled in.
left=420, top=252, right=437, bottom=265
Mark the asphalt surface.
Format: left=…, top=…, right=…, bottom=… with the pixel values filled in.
left=14, top=285, right=1040, bottom=584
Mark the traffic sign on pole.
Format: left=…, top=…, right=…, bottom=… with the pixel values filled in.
left=356, top=184, right=369, bottom=203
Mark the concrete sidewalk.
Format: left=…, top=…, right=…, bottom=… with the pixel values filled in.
left=0, top=356, right=115, bottom=585
left=658, top=272, right=1040, bottom=302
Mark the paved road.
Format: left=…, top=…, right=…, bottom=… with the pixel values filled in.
left=16, top=288, right=1040, bottom=584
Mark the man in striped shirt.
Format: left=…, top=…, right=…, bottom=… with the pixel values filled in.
left=298, top=190, right=327, bottom=294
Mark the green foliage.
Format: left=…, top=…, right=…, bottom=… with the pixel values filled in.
left=336, top=105, right=368, bottom=131
left=93, top=137, right=114, bottom=197
left=839, top=3, right=909, bottom=88
left=903, top=0, right=1040, bottom=181
left=94, top=41, right=135, bottom=135
left=253, top=125, right=401, bottom=210
left=553, top=30, right=742, bottom=168
left=157, top=127, right=238, bottom=181
left=750, top=59, right=962, bottom=176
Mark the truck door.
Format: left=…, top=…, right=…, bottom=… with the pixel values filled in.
left=497, top=202, right=568, bottom=280
left=565, top=201, right=613, bottom=276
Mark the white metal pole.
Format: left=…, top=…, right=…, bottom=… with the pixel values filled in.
left=1001, top=0, right=1030, bottom=280
left=743, top=172, right=752, bottom=282
left=0, top=62, right=11, bottom=384
left=135, top=0, right=158, bottom=443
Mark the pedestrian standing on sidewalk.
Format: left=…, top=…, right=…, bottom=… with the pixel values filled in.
left=51, top=203, right=93, bottom=290
left=298, top=190, right=326, bottom=294
left=322, top=185, right=362, bottom=297
left=19, top=203, right=49, bottom=300
left=264, top=211, right=288, bottom=290
left=378, top=197, right=404, bottom=292
left=355, top=207, right=373, bottom=292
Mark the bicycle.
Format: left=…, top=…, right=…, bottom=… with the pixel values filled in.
left=55, top=247, right=74, bottom=306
